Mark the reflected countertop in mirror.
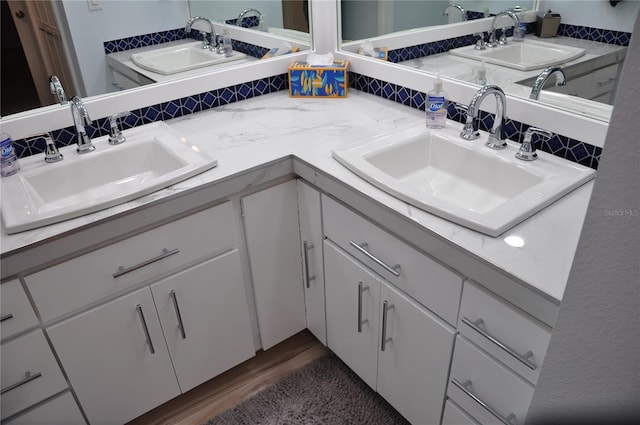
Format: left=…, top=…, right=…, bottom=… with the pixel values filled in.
left=399, top=36, right=626, bottom=121
left=106, top=39, right=259, bottom=87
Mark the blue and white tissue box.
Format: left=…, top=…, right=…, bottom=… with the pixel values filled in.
left=288, top=60, right=350, bottom=98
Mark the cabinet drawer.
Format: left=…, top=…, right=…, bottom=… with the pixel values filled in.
left=442, top=400, right=479, bottom=425
left=322, top=195, right=462, bottom=325
left=1, top=279, right=39, bottom=340
left=1, top=330, right=68, bottom=420
left=448, top=336, right=534, bottom=425
left=458, top=281, right=551, bottom=384
left=25, top=202, right=237, bottom=322
left=3, top=391, right=85, bottom=425
left=591, top=64, right=619, bottom=97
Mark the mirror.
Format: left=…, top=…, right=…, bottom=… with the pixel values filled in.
left=339, top=0, right=637, bottom=123
left=341, top=0, right=532, bottom=41
left=1, top=0, right=310, bottom=117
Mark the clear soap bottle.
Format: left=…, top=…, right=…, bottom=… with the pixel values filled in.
left=426, top=75, right=448, bottom=129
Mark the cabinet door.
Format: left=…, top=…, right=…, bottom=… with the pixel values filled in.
left=324, top=240, right=381, bottom=390
left=297, top=180, right=326, bottom=345
left=47, top=287, right=180, bottom=425
left=242, top=180, right=306, bottom=349
left=151, top=250, right=255, bottom=392
left=377, top=281, right=456, bottom=425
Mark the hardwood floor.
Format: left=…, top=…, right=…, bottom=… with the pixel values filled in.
left=127, top=330, right=328, bottom=425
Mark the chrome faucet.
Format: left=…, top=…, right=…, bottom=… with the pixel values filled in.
left=49, top=75, right=67, bottom=105
left=529, top=66, right=567, bottom=100
left=186, top=16, right=217, bottom=51
left=516, top=127, right=553, bottom=161
left=443, top=4, right=467, bottom=22
left=460, top=85, right=508, bottom=150
left=69, top=96, right=94, bottom=154
left=236, top=8, right=263, bottom=27
left=487, top=10, right=520, bottom=47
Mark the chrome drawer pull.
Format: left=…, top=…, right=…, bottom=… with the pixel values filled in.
left=0, top=313, right=14, bottom=322
left=136, top=304, right=155, bottom=354
left=349, top=241, right=401, bottom=277
left=357, top=282, right=369, bottom=333
left=1, top=371, right=43, bottom=394
left=451, top=378, right=517, bottom=425
left=381, top=301, right=394, bottom=351
left=113, top=248, right=180, bottom=278
left=169, top=290, right=186, bottom=340
left=462, top=317, right=537, bottom=370
left=303, top=241, right=316, bottom=289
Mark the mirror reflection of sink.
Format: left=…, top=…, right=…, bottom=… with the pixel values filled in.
left=1, top=122, right=217, bottom=234
left=534, top=91, right=612, bottom=121
left=449, top=38, right=586, bottom=71
left=131, top=42, right=247, bottom=75
left=332, top=125, right=596, bottom=236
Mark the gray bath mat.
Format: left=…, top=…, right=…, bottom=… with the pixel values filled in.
left=205, top=353, right=411, bottom=425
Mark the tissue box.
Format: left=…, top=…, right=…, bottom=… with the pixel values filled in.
left=357, top=47, right=389, bottom=61
left=288, top=60, right=349, bottom=98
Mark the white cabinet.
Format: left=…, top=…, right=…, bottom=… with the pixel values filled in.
left=150, top=250, right=255, bottom=392
left=296, top=180, right=326, bottom=345
left=447, top=280, right=549, bottom=424
left=0, top=279, right=39, bottom=341
left=242, top=181, right=306, bottom=349
left=47, top=286, right=180, bottom=425
left=324, top=240, right=455, bottom=425
left=3, top=391, right=86, bottom=425
left=1, top=330, right=68, bottom=421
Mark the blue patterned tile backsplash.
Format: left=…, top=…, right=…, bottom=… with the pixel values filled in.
left=350, top=72, right=601, bottom=169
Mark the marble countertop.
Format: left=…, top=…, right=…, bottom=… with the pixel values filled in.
left=399, top=36, right=625, bottom=121
left=0, top=91, right=593, bottom=306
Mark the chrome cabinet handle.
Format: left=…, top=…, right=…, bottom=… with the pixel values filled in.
left=380, top=301, right=394, bottom=351
left=462, top=317, right=537, bottom=370
left=136, top=304, right=155, bottom=354
left=349, top=241, right=401, bottom=277
left=113, top=248, right=179, bottom=278
left=0, top=313, right=14, bottom=322
left=357, top=282, right=369, bottom=333
left=451, top=379, right=517, bottom=425
left=169, top=290, right=186, bottom=340
left=1, top=371, right=43, bottom=395
left=302, top=241, right=316, bottom=289
left=597, top=78, right=616, bottom=87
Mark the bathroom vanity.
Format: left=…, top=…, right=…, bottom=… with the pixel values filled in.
left=0, top=91, right=594, bottom=424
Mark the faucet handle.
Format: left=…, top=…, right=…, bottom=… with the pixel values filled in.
left=27, top=132, right=63, bottom=163
left=516, top=127, right=553, bottom=161
left=473, top=32, right=486, bottom=50
left=109, top=111, right=131, bottom=145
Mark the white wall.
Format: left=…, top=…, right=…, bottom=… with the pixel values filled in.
left=188, top=0, right=284, bottom=28
left=540, top=0, right=640, bottom=32
left=62, top=0, right=189, bottom=97
left=525, top=8, right=640, bottom=424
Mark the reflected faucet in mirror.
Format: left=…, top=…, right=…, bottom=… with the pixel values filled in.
left=49, top=76, right=67, bottom=105
left=460, top=85, right=508, bottom=150
left=186, top=16, right=218, bottom=51
left=69, top=96, right=94, bottom=154
left=530, top=66, right=567, bottom=100
left=236, top=8, right=263, bottom=28
left=443, top=4, right=467, bottom=22
left=487, top=10, right=520, bottom=47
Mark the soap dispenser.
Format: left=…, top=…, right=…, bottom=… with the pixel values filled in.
left=426, top=74, right=448, bottom=129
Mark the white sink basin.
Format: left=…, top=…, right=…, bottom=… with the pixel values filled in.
left=1, top=122, right=217, bottom=234
left=131, top=42, right=247, bottom=75
left=449, top=38, right=585, bottom=71
left=332, top=125, right=595, bottom=236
